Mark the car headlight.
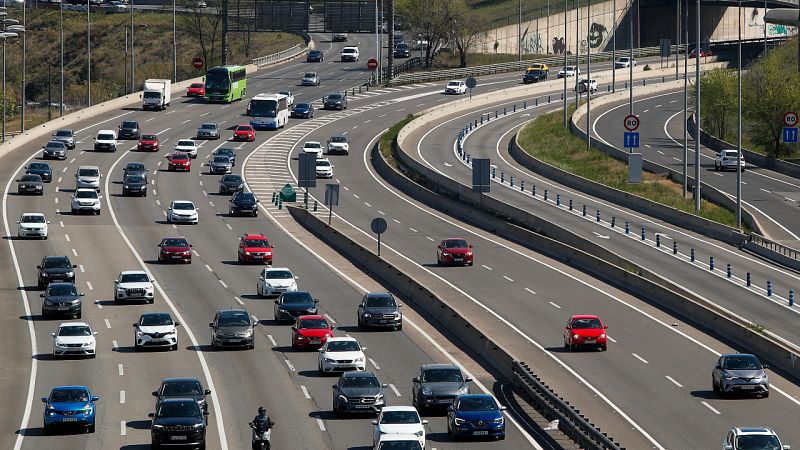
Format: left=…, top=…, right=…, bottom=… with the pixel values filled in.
left=376, top=394, right=384, bottom=400
left=66, top=271, right=74, bottom=277
left=453, top=417, right=465, bottom=426
left=723, top=373, right=735, bottom=380
left=54, top=341, right=65, bottom=347
left=297, top=335, right=306, bottom=340
left=193, top=423, right=204, bottom=429
left=457, top=386, right=469, bottom=395
left=245, top=251, right=251, bottom=255
left=83, top=341, right=93, bottom=347
left=152, top=424, right=164, bottom=430
left=338, top=395, right=348, bottom=402
left=394, top=313, right=402, bottom=319
left=166, top=329, right=176, bottom=335
left=136, top=330, right=144, bottom=336
left=83, top=407, right=93, bottom=415
left=573, top=334, right=579, bottom=339
left=324, top=358, right=336, bottom=363
left=354, top=357, right=364, bottom=363
left=421, top=386, right=432, bottom=396
left=599, top=333, right=606, bottom=338
left=414, top=430, right=424, bottom=437
left=117, top=289, right=126, bottom=294
left=244, top=329, right=253, bottom=337
left=41, top=272, right=49, bottom=277
left=70, top=299, right=81, bottom=304
left=362, top=313, right=371, bottom=318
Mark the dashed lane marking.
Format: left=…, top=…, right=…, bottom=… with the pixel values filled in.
left=665, top=375, right=683, bottom=388
left=632, top=353, right=649, bottom=364
left=300, top=386, right=311, bottom=399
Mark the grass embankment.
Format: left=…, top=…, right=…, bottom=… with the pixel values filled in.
left=380, top=114, right=417, bottom=165
left=517, top=107, right=742, bottom=228
left=466, top=0, right=609, bottom=29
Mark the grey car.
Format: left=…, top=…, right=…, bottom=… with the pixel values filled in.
left=357, top=292, right=402, bottom=330
left=301, top=72, right=320, bottom=86
left=42, top=140, right=68, bottom=160
left=207, top=155, right=232, bottom=174
left=41, top=282, right=84, bottom=319
left=17, top=174, right=43, bottom=195
left=412, top=364, right=471, bottom=410
left=152, top=377, right=211, bottom=413
left=122, top=174, right=147, bottom=197
left=196, top=123, right=221, bottom=140
left=209, top=309, right=257, bottom=350
left=332, top=371, right=387, bottom=415
left=123, top=162, right=148, bottom=179
left=218, top=174, right=244, bottom=194
left=52, top=129, right=76, bottom=149
left=118, top=120, right=141, bottom=140
left=712, top=353, right=770, bottom=398
left=323, top=92, right=347, bottom=110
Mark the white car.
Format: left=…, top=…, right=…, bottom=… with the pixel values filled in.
left=175, top=139, right=199, bottom=159
left=557, top=65, right=581, bottom=78
left=723, top=426, right=789, bottom=450
left=257, top=267, right=298, bottom=297
left=614, top=56, right=636, bottom=69
left=372, top=406, right=428, bottom=448
left=326, top=135, right=349, bottom=155
left=52, top=322, right=97, bottom=358
left=714, top=149, right=745, bottom=171
left=114, top=270, right=155, bottom=303
left=75, top=165, right=101, bottom=190
left=71, top=188, right=101, bottom=215
left=17, top=212, right=49, bottom=239
left=134, top=312, right=179, bottom=351
left=374, top=434, right=423, bottom=450
left=575, top=78, right=598, bottom=93
left=278, top=91, right=294, bottom=106
left=167, top=200, right=199, bottom=224
left=444, top=80, right=467, bottom=95
left=93, top=129, right=118, bottom=152
left=318, top=337, right=367, bottom=373
left=315, top=158, right=334, bottom=179
left=341, top=46, right=360, bottom=62
left=302, top=141, right=324, bottom=159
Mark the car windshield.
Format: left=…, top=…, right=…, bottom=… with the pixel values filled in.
left=281, top=292, right=313, bottom=305
left=75, top=191, right=97, bottom=199
left=295, top=103, right=311, bottom=109
left=309, top=51, right=320, bottom=56
left=723, top=151, right=740, bottom=158
left=218, top=312, right=250, bottom=326
left=236, top=125, right=253, bottom=131
left=172, top=153, right=189, bottom=161
left=305, top=142, right=321, bottom=149
left=342, top=376, right=380, bottom=388
left=43, top=258, right=70, bottom=269
left=190, top=83, right=204, bottom=88
left=366, top=295, right=396, bottom=308
left=723, top=356, right=762, bottom=370
left=97, top=133, right=114, bottom=141
left=447, top=82, right=460, bottom=87
left=47, top=284, right=78, bottom=296
left=458, top=397, right=498, bottom=411
left=205, top=70, right=230, bottom=91
left=379, top=442, right=422, bottom=450
left=380, top=410, right=420, bottom=424
left=735, top=435, right=781, bottom=450
left=299, top=319, right=328, bottom=329
left=216, top=149, right=235, bottom=157
left=200, top=124, right=216, bottom=130
left=78, top=168, right=99, bottom=177
left=122, top=121, right=137, bottom=129
left=571, top=318, right=602, bottom=329
left=126, top=163, right=145, bottom=172
left=140, top=314, right=173, bottom=326
left=157, top=401, right=200, bottom=418
left=421, top=368, right=462, bottom=383
left=443, top=240, right=468, bottom=249
left=55, top=130, right=72, bottom=137
left=143, top=91, right=161, bottom=100
left=21, top=215, right=46, bottom=223
left=162, top=238, right=189, bottom=247
left=46, top=142, right=66, bottom=149
left=244, top=239, right=269, bottom=247
left=327, top=94, right=343, bottom=101
left=213, top=156, right=230, bottom=164
left=120, top=273, right=149, bottom=283
left=343, top=49, right=356, bottom=54
left=304, top=73, right=316, bottom=78
left=162, top=382, right=203, bottom=396
left=326, top=340, right=360, bottom=352
left=222, top=175, right=242, bottom=183
left=265, top=270, right=293, bottom=279
left=29, top=163, right=49, bottom=171
left=141, top=135, right=158, bottom=141
left=172, top=202, right=195, bottom=210
left=58, top=325, right=91, bottom=336
left=50, top=389, right=89, bottom=403
left=330, top=136, right=347, bottom=143
left=20, top=175, right=40, bottom=183
left=234, top=193, right=255, bottom=202
left=125, top=175, right=145, bottom=184
left=177, top=140, right=195, bottom=147
left=316, top=160, right=331, bottom=167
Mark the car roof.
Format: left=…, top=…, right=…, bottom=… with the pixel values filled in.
left=421, top=363, right=460, bottom=370
left=141, top=311, right=172, bottom=317
left=159, top=397, right=198, bottom=404
left=43, top=255, right=69, bottom=260
left=326, top=336, right=358, bottom=343
left=51, top=385, right=90, bottom=391
left=448, top=80, right=463, bottom=83
left=21, top=212, right=46, bottom=217
left=161, top=236, right=188, bottom=241
left=265, top=267, right=292, bottom=272
left=59, top=321, right=90, bottom=327
left=298, top=314, right=326, bottom=320
left=304, top=141, right=322, bottom=145
left=442, top=237, right=466, bottom=241
left=162, top=377, right=202, bottom=384
left=236, top=123, right=252, bottom=127
left=171, top=200, right=194, bottom=205
left=78, top=165, right=99, bottom=170
left=97, top=129, right=115, bottom=134
left=341, top=370, right=377, bottom=379
left=366, top=292, right=392, bottom=298
left=141, top=134, right=158, bottom=138
left=381, top=406, right=418, bottom=412
left=75, top=188, right=97, bottom=193
left=456, top=393, right=493, bottom=400
left=569, top=314, right=601, bottom=320
left=734, top=427, right=776, bottom=435
left=243, top=233, right=268, bottom=239
left=217, top=308, right=249, bottom=315
left=722, top=353, right=757, bottom=358
left=120, top=270, right=148, bottom=276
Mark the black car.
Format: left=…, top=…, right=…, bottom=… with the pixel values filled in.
left=412, top=364, right=472, bottom=411
left=307, top=49, right=324, bottom=62
left=41, top=282, right=84, bottom=318
left=122, top=174, right=147, bottom=197
left=149, top=398, right=207, bottom=450
left=323, top=93, right=347, bottom=110
left=523, top=68, right=548, bottom=83
left=394, top=43, right=410, bottom=58
left=332, top=371, right=387, bottom=414
left=212, top=148, right=236, bottom=166
left=17, top=174, right=43, bottom=195
left=291, top=102, right=315, bottom=119
left=42, top=140, right=68, bottom=160
left=38, top=255, right=77, bottom=287
left=123, top=162, right=148, bottom=179
left=274, top=291, right=319, bottom=324
left=152, top=378, right=211, bottom=413
left=209, top=309, right=257, bottom=350
left=218, top=174, right=244, bottom=194
left=229, top=191, right=259, bottom=216
left=358, top=292, right=403, bottom=330
left=118, top=120, right=141, bottom=140
left=25, top=162, right=53, bottom=183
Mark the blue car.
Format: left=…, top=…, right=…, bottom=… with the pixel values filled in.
left=447, top=394, right=505, bottom=441
left=291, top=102, right=315, bottom=119
left=42, top=386, right=98, bottom=434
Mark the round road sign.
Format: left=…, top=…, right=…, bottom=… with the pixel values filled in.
left=367, top=58, right=378, bottom=70
left=370, top=217, right=387, bottom=235
left=192, top=56, right=204, bottom=70
left=465, top=77, right=477, bottom=89
left=623, top=114, right=640, bottom=132
left=784, top=111, right=798, bottom=127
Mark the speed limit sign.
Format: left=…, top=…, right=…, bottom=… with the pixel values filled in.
left=784, top=111, right=798, bottom=127
left=623, top=114, right=640, bottom=132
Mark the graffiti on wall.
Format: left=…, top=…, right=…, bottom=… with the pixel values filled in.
left=748, top=8, right=763, bottom=28
left=552, top=37, right=566, bottom=54
left=579, top=39, right=588, bottom=55
left=768, top=24, right=789, bottom=35
left=519, top=24, right=544, bottom=54
left=588, top=22, right=607, bottom=48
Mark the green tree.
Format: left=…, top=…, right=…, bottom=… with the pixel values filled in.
left=697, top=68, right=737, bottom=139
left=397, top=0, right=459, bottom=68
left=448, top=0, right=488, bottom=68
left=178, top=0, right=224, bottom=71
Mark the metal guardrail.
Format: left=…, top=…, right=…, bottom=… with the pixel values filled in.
left=749, top=233, right=800, bottom=261
left=251, top=43, right=306, bottom=68
left=513, top=361, right=623, bottom=450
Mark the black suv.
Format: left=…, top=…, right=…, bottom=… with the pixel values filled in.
left=307, top=49, right=324, bottom=62
left=25, top=163, right=53, bottom=183
left=209, top=309, right=257, bottom=350
left=123, top=162, right=148, bottom=179
left=37, top=255, right=77, bottom=288
left=149, top=398, right=207, bottom=449
left=229, top=191, right=258, bottom=217
left=332, top=371, right=387, bottom=414
left=153, top=378, right=211, bottom=413
left=218, top=174, right=244, bottom=194
left=357, top=292, right=403, bottom=330
left=394, top=43, right=410, bottom=58
left=122, top=174, right=147, bottom=197
left=118, top=120, right=141, bottom=140
left=274, top=291, right=318, bottom=324
left=41, top=282, right=84, bottom=318
left=412, top=364, right=471, bottom=410
left=323, top=93, right=347, bottom=110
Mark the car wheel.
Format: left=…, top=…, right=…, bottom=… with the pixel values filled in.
left=357, top=316, right=363, bottom=329
left=88, top=424, right=95, bottom=433
left=396, top=323, right=402, bottom=331
left=763, top=390, right=769, bottom=398
left=75, top=311, right=81, bottom=319
left=148, top=298, right=154, bottom=304
left=43, top=424, right=51, bottom=435
left=601, top=343, right=607, bottom=351
left=448, top=422, right=454, bottom=440
left=712, top=379, right=719, bottom=393
left=135, top=343, right=141, bottom=352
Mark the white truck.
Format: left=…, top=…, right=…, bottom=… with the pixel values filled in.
left=142, top=79, right=172, bottom=111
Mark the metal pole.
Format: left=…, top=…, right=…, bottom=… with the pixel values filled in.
left=173, top=0, right=177, bottom=82
left=130, top=0, right=135, bottom=93
left=21, top=1, right=25, bottom=132
left=60, top=4, right=64, bottom=116
left=221, top=0, right=228, bottom=65
left=737, top=1, right=742, bottom=228
left=764, top=0, right=767, bottom=55
left=574, top=0, right=579, bottom=109
left=87, top=0, right=91, bottom=106
left=675, top=0, right=679, bottom=79
left=586, top=0, right=591, bottom=150
left=683, top=0, right=688, bottom=197
left=375, top=0, right=379, bottom=82
left=694, top=0, right=700, bottom=212
left=2, top=39, right=5, bottom=142
left=518, top=0, right=521, bottom=61
left=629, top=0, right=633, bottom=116
left=612, top=0, right=616, bottom=92
left=563, top=0, right=567, bottom=126
left=125, top=28, right=128, bottom=94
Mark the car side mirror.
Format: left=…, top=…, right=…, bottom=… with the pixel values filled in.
left=157, top=244, right=162, bottom=247
left=148, top=412, right=154, bottom=418
left=80, top=293, right=85, bottom=297
left=291, top=326, right=297, bottom=331
left=91, top=396, right=99, bottom=401
left=41, top=397, right=48, bottom=403
left=50, top=332, right=55, bottom=337
left=72, top=265, right=77, bottom=268
left=175, top=322, right=180, bottom=327
left=317, top=348, right=324, bottom=352
left=332, top=384, right=338, bottom=389
left=40, top=294, right=44, bottom=297
left=132, top=324, right=138, bottom=328
left=36, top=265, right=41, bottom=269
left=398, top=304, right=403, bottom=308
left=203, top=411, right=209, bottom=415
left=412, top=377, right=420, bottom=383
left=209, top=323, right=214, bottom=327
left=469, top=244, right=474, bottom=248
left=465, top=377, right=473, bottom=383
left=205, top=390, right=211, bottom=395
left=723, top=445, right=733, bottom=450
left=274, top=300, right=279, bottom=304
left=437, top=245, right=441, bottom=249
left=361, top=347, right=366, bottom=351
left=447, top=406, right=453, bottom=412
left=371, top=420, right=378, bottom=425
left=603, top=325, right=608, bottom=329
left=330, top=325, right=335, bottom=330
left=422, top=419, right=429, bottom=425
left=152, top=391, right=158, bottom=396
left=763, top=364, right=770, bottom=370
left=314, top=299, right=319, bottom=303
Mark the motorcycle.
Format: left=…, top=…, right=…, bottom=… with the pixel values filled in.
left=250, top=421, right=274, bottom=450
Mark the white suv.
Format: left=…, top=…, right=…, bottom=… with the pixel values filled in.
left=444, top=80, right=467, bottom=95
left=341, top=46, right=359, bottom=62
left=52, top=322, right=97, bottom=359
left=723, top=427, right=789, bottom=450
left=175, top=139, right=199, bottom=159
left=114, top=271, right=155, bottom=303
left=714, top=149, right=745, bottom=172
left=71, top=188, right=101, bottom=215
left=94, top=129, right=117, bottom=152
left=75, top=166, right=101, bottom=190
left=17, top=212, right=49, bottom=239
left=302, top=141, right=324, bottom=159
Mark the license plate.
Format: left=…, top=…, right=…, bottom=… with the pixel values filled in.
left=436, top=399, right=452, bottom=403
left=57, top=306, right=68, bottom=310
left=310, top=340, right=321, bottom=344
left=740, top=385, right=756, bottom=390
left=355, top=405, right=370, bottom=409
left=172, top=255, right=182, bottom=259
left=62, top=417, right=78, bottom=422
left=584, top=339, right=596, bottom=344
left=378, top=320, right=388, bottom=324
left=474, top=431, right=489, bottom=436
left=171, top=435, right=187, bottom=441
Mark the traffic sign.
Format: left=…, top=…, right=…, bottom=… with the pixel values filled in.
left=465, top=77, right=477, bottom=89
left=623, top=114, right=640, bottom=131
left=783, top=127, right=798, bottom=143
left=624, top=132, right=640, bottom=148
left=367, top=58, right=378, bottom=70
left=371, top=217, right=388, bottom=256
left=784, top=111, right=798, bottom=127
left=472, top=158, right=490, bottom=193
left=192, top=56, right=204, bottom=70
left=297, top=153, right=317, bottom=188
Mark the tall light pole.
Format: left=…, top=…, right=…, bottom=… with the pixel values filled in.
left=574, top=0, right=579, bottom=109
left=612, top=0, right=616, bottom=92
left=694, top=0, right=700, bottom=212
left=682, top=0, right=688, bottom=197
left=675, top=0, right=680, bottom=80
left=60, top=3, right=64, bottom=116
left=20, top=1, right=24, bottom=132
left=736, top=0, right=742, bottom=228
left=87, top=0, right=91, bottom=106
left=130, top=0, right=135, bottom=93
left=173, top=0, right=177, bottom=82
left=0, top=29, right=18, bottom=142
left=518, top=0, right=521, bottom=61
left=375, top=0, right=379, bottom=83
left=586, top=0, right=591, bottom=149
left=562, top=0, right=567, bottom=127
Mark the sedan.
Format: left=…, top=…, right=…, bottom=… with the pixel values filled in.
left=17, top=174, right=43, bottom=195
left=219, top=174, right=244, bottom=194
left=714, top=149, right=745, bottom=171
left=292, top=314, right=334, bottom=349
left=563, top=315, right=608, bottom=351
left=412, top=364, right=471, bottom=411
left=332, top=371, right=386, bottom=415
left=158, top=237, right=193, bottom=263
left=712, top=353, right=770, bottom=397
left=307, top=50, right=324, bottom=62
left=274, top=291, right=318, bottom=324
left=315, top=158, right=334, bottom=179
left=41, top=282, right=84, bottom=319
left=229, top=191, right=259, bottom=216
left=323, top=93, right=347, bottom=110
left=167, top=152, right=192, bottom=172
left=372, top=406, right=427, bottom=448
left=42, top=386, right=98, bottom=434
left=186, top=82, right=205, bottom=97
left=690, top=48, right=712, bottom=58
left=522, top=69, right=547, bottom=84
left=238, top=233, right=273, bottom=263
left=42, top=140, right=68, bottom=160
left=291, top=102, right=315, bottom=119
left=209, top=309, right=257, bottom=350
left=167, top=200, right=198, bottom=224
left=212, top=147, right=237, bottom=166
left=326, top=135, right=349, bottom=155
left=17, top=212, right=49, bottom=239
left=233, top=124, right=256, bottom=141
left=196, top=123, right=221, bottom=140
left=207, top=155, right=233, bottom=174
left=138, top=134, right=160, bottom=152
left=133, top=312, right=179, bottom=351
left=52, top=322, right=97, bottom=358
left=447, top=394, right=506, bottom=441
left=444, top=80, right=467, bottom=94
left=301, top=72, right=320, bottom=86
left=174, top=139, right=198, bottom=158
left=25, top=162, right=53, bottom=183
left=436, top=238, right=474, bottom=266
left=257, top=267, right=297, bottom=297
left=318, top=337, right=366, bottom=373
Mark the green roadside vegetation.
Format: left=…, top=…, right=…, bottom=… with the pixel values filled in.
left=380, top=114, right=417, bottom=165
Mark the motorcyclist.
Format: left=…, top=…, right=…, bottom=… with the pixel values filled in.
left=251, top=407, right=275, bottom=432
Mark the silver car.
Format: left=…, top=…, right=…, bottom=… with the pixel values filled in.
left=712, top=353, right=769, bottom=398
left=301, top=72, right=320, bottom=86
left=42, top=141, right=68, bottom=160
left=52, top=129, right=76, bottom=149
left=207, top=155, right=232, bottom=174
left=196, top=123, right=220, bottom=140
left=75, top=166, right=101, bottom=190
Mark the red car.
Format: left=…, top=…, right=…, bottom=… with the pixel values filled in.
left=436, top=238, right=474, bottom=266
left=233, top=124, right=256, bottom=142
left=158, top=237, right=193, bottom=263
left=689, top=49, right=712, bottom=58
left=291, top=315, right=334, bottom=349
left=563, top=315, right=608, bottom=351
left=137, top=134, right=160, bottom=152
left=238, top=233, right=273, bottom=264
left=186, top=82, right=205, bottom=97
left=167, top=152, right=191, bottom=172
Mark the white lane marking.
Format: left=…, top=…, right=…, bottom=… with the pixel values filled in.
left=172, top=224, right=178, bottom=230
left=760, top=188, right=772, bottom=194
left=86, top=281, right=94, bottom=291
left=644, top=144, right=652, bottom=148
left=226, top=223, right=233, bottom=230
left=548, top=301, right=562, bottom=309
left=392, top=218, right=400, bottom=223
left=267, top=334, right=278, bottom=347
left=112, top=340, right=118, bottom=350
left=525, top=288, right=536, bottom=295
left=673, top=157, right=681, bottom=161
left=118, top=364, right=124, bottom=376
left=502, top=275, right=514, bottom=282
left=632, top=353, right=649, bottom=364
left=300, top=385, right=311, bottom=399
left=642, top=109, right=649, bottom=113
left=205, top=264, right=213, bottom=272
left=64, top=234, right=70, bottom=242
left=378, top=210, right=385, bottom=215
left=665, top=375, right=683, bottom=388
left=323, top=313, right=336, bottom=324
left=62, top=167, right=67, bottom=173
left=57, top=176, right=62, bottom=183
left=481, top=264, right=493, bottom=271
left=59, top=221, right=64, bottom=228
left=606, top=336, right=617, bottom=343
left=69, top=158, right=76, bottom=164
left=364, top=201, right=372, bottom=207
left=701, top=401, right=722, bottom=415
left=285, top=359, right=296, bottom=372
left=388, top=383, right=402, bottom=397
left=219, top=280, right=228, bottom=288
left=655, top=104, right=662, bottom=108
left=353, top=193, right=360, bottom=199
left=155, top=199, right=161, bottom=206
left=343, top=186, right=350, bottom=191
left=120, top=420, right=126, bottom=436
left=369, top=357, right=381, bottom=370
left=104, top=319, right=111, bottom=329
left=79, top=264, right=85, bottom=273
left=316, top=417, right=326, bottom=431
left=192, top=250, right=199, bottom=257
left=657, top=150, right=664, bottom=154
left=234, top=296, right=243, bottom=305
left=426, top=236, right=434, bottom=241
left=409, top=227, right=418, bottom=233
left=120, top=390, right=126, bottom=404
left=181, top=119, right=191, bottom=124
left=54, top=197, right=58, bottom=204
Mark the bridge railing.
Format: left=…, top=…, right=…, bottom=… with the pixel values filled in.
left=251, top=43, right=306, bottom=68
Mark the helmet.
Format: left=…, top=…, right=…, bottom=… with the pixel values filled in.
left=258, top=407, right=266, bottom=415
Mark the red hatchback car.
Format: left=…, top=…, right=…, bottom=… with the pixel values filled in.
left=137, top=134, right=160, bottom=152
left=158, top=237, right=193, bottom=263
left=564, top=315, right=608, bottom=351
left=238, top=233, right=273, bottom=264
left=233, top=124, right=256, bottom=142
left=167, top=152, right=191, bottom=172
left=436, top=238, right=474, bottom=266
left=292, top=315, right=334, bottom=349
left=689, top=49, right=712, bottom=58
left=186, top=82, right=205, bottom=97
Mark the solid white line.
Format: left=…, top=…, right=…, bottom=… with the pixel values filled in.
left=369, top=357, right=381, bottom=370
left=316, top=417, right=326, bottom=431
left=285, top=359, right=296, bottom=372
left=502, top=275, right=514, bottom=282
left=665, top=375, right=683, bottom=388
left=701, top=401, right=722, bottom=415
left=267, top=334, right=278, bottom=347
left=219, top=280, right=228, bottom=288
left=300, top=385, right=311, bottom=399
left=548, top=301, right=562, bottom=309
left=120, top=420, right=126, bottom=436
left=104, top=319, right=111, bottom=329
left=323, top=313, right=336, bottom=324
left=632, top=353, right=649, bottom=364
left=388, top=383, right=402, bottom=397
left=118, top=364, right=124, bottom=376
left=120, top=390, right=126, bottom=404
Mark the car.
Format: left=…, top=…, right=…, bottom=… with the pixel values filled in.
left=158, top=237, right=193, bottom=263
left=291, top=102, right=315, bottom=119
left=153, top=378, right=211, bottom=413
left=326, top=135, right=349, bottom=155
left=576, top=78, right=598, bottom=93
left=71, top=188, right=101, bottom=215
left=372, top=406, right=428, bottom=448
left=723, top=427, right=789, bottom=450
left=238, top=233, right=273, bottom=264
left=324, top=92, right=347, bottom=110
left=233, top=123, right=256, bottom=141
left=315, top=158, right=334, bottom=178
left=122, top=174, right=147, bottom=197
left=37, top=255, right=77, bottom=287
left=52, top=322, right=97, bottom=358
left=307, top=49, right=324, bottom=62
left=167, top=200, right=199, bottom=224
left=563, top=314, right=608, bottom=351
left=218, top=173, right=244, bottom=194
left=278, top=90, right=294, bottom=106
left=436, top=238, right=474, bottom=266
left=332, top=32, right=348, bottom=42
left=210, top=308, right=257, bottom=350
left=715, top=149, right=745, bottom=171
left=138, top=134, right=160, bottom=151
left=292, top=314, right=334, bottom=349
left=332, top=371, right=387, bottom=414
left=302, top=141, right=324, bottom=158
left=526, top=63, right=549, bottom=72
left=394, top=43, right=410, bottom=58
left=257, top=267, right=297, bottom=297
left=167, top=151, right=192, bottom=172
left=134, top=312, right=179, bottom=351
left=26, top=163, right=53, bottom=183
left=229, top=191, right=259, bottom=217
left=274, top=291, right=319, bottom=324
left=149, top=398, right=207, bottom=449
left=318, top=337, right=367, bottom=373
left=523, top=68, right=548, bottom=83
left=444, top=80, right=467, bottom=95
left=175, top=138, right=198, bottom=158
left=17, top=212, right=49, bottom=239
left=690, top=48, right=713, bottom=58
left=557, top=65, right=581, bottom=78
left=17, top=174, right=43, bottom=195
left=412, top=364, right=471, bottom=410
left=614, top=56, right=637, bottom=68
left=194, top=0, right=207, bottom=7
left=101, top=0, right=127, bottom=12
left=447, top=394, right=506, bottom=441
left=42, top=386, right=98, bottom=434
left=301, top=72, right=320, bottom=86
left=42, top=140, right=68, bottom=160
left=713, top=353, right=770, bottom=397
left=374, top=434, right=424, bottom=449
left=213, top=147, right=237, bottom=166
left=358, top=292, right=403, bottom=330
left=114, top=270, right=155, bottom=303
left=196, top=122, right=221, bottom=140
left=123, top=161, right=148, bottom=178
left=186, top=82, right=205, bottom=97
left=52, top=129, right=75, bottom=149
left=207, top=155, right=233, bottom=174
left=41, top=282, right=84, bottom=319
left=94, top=129, right=117, bottom=152
left=393, top=34, right=406, bottom=46
left=75, top=165, right=101, bottom=190
left=118, top=120, right=141, bottom=140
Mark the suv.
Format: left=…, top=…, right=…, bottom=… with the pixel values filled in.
left=118, top=120, right=141, bottom=139
left=332, top=32, right=348, bottom=42
left=133, top=312, right=180, bottom=351
left=209, top=309, right=257, bottom=350
left=444, top=80, right=467, bottom=95
left=323, top=92, right=347, bottom=110
left=41, top=282, right=84, bottom=319
left=123, top=174, right=147, bottom=196
left=331, top=371, right=387, bottom=414
left=149, top=398, right=207, bottom=449
left=75, top=166, right=101, bottom=190
left=229, top=191, right=259, bottom=217
left=712, top=353, right=769, bottom=397
left=576, top=78, right=598, bottom=93
left=42, top=386, right=98, bottom=434
left=394, top=43, right=410, bottom=58
left=71, top=188, right=101, bottom=215
left=26, top=163, right=53, bottom=183
left=123, top=162, right=148, bottom=179
left=614, top=56, right=637, bottom=68
left=358, top=292, right=403, bottom=330
left=52, top=129, right=76, bottom=149
left=37, top=255, right=77, bottom=287
left=723, top=427, right=789, bottom=450
left=714, top=149, right=745, bottom=172
left=307, top=49, right=324, bottom=62
left=523, top=68, right=548, bottom=83
left=273, top=291, right=319, bottom=324
left=114, top=270, right=155, bottom=303
left=196, top=122, right=220, bottom=140
left=152, top=378, right=211, bottom=413
left=94, top=129, right=117, bottom=152
left=42, top=140, right=68, bottom=160
left=340, top=46, right=359, bottom=62
left=326, top=136, right=349, bottom=155
left=412, top=364, right=471, bottom=410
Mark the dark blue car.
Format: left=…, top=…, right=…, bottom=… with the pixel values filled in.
left=42, top=385, right=98, bottom=434
left=447, top=394, right=505, bottom=441
left=291, top=102, right=315, bottom=119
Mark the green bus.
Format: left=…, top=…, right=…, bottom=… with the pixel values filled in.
left=204, top=65, right=247, bottom=103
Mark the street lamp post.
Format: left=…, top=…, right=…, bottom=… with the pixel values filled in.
left=682, top=0, right=688, bottom=197
left=87, top=0, right=91, bottom=106
left=20, top=0, right=24, bottom=132
left=694, top=0, right=700, bottom=212
left=130, top=0, right=135, bottom=93
left=173, top=0, right=177, bottom=83
left=586, top=0, right=591, bottom=150
left=60, top=3, right=63, bottom=116
left=736, top=1, right=742, bottom=228
left=562, top=0, right=567, bottom=127
left=0, top=28, right=19, bottom=143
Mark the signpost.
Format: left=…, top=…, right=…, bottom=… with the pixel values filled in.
left=623, top=114, right=640, bottom=149
left=192, top=56, right=204, bottom=70
left=465, top=77, right=477, bottom=99
left=324, top=183, right=339, bottom=225
left=624, top=132, right=640, bottom=148
left=471, top=158, right=491, bottom=193
left=367, top=58, right=378, bottom=70
left=783, top=111, right=798, bottom=143
left=370, top=217, right=388, bottom=256
left=297, top=153, right=317, bottom=209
